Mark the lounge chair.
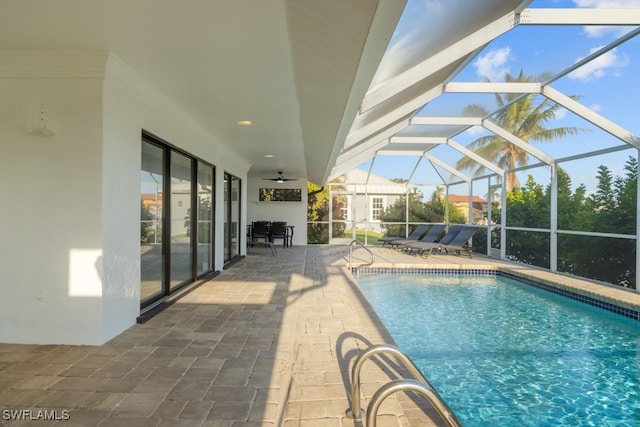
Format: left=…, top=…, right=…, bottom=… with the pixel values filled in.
left=440, top=226, right=479, bottom=258
left=388, top=223, right=446, bottom=249
left=379, top=223, right=429, bottom=247
left=403, top=225, right=465, bottom=256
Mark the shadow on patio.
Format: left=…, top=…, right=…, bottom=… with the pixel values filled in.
left=0, top=245, right=450, bottom=426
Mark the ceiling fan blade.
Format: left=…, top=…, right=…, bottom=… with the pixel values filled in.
left=261, top=171, right=297, bottom=181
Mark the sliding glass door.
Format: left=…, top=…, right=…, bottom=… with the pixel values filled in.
left=223, top=172, right=241, bottom=263
left=140, top=134, right=214, bottom=310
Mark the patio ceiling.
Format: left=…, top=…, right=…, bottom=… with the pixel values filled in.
left=329, top=1, right=640, bottom=187
left=0, top=0, right=405, bottom=185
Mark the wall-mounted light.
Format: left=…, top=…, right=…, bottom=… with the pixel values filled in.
left=27, top=104, right=55, bottom=137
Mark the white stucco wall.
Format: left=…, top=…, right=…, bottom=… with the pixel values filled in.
left=0, top=51, right=250, bottom=345
left=0, top=52, right=106, bottom=344
left=246, top=178, right=307, bottom=246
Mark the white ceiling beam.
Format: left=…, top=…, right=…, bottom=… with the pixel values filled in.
left=360, top=11, right=517, bottom=112
left=377, top=150, right=427, bottom=156
left=389, top=136, right=447, bottom=144
left=445, top=81, right=541, bottom=94
left=340, top=119, right=409, bottom=161
left=519, top=8, right=640, bottom=25
left=410, top=116, right=483, bottom=126
left=447, top=139, right=505, bottom=176
left=329, top=154, right=377, bottom=180
left=332, top=121, right=410, bottom=177
left=423, top=153, right=470, bottom=183
left=482, top=119, right=556, bottom=165
left=335, top=139, right=390, bottom=172
left=407, top=156, right=425, bottom=184
left=543, top=85, right=640, bottom=150
left=345, top=85, right=442, bottom=147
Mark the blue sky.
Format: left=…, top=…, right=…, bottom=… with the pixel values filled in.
left=359, top=0, right=640, bottom=197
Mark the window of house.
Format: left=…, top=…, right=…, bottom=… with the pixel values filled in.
left=370, top=196, right=385, bottom=221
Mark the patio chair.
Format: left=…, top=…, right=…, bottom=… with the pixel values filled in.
left=440, top=226, right=479, bottom=258
left=379, top=223, right=430, bottom=247
left=403, top=224, right=465, bottom=256
left=387, top=223, right=446, bottom=249
left=251, top=221, right=271, bottom=242
left=270, top=221, right=289, bottom=248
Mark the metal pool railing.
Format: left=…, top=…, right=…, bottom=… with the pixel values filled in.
left=348, top=240, right=374, bottom=275
left=347, top=343, right=463, bottom=427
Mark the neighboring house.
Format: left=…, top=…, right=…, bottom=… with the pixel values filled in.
left=448, top=194, right=489, bottom=224
left=141, top=193, right=163, bottom=219
left=330, top=169, right=407, bottom=234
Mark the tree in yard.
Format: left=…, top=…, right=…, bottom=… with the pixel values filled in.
left=378, top=187, right=433, bottom=237
left=307, top=181, right=330, bottom=243
left=378, top=186, right=467, bottom=237
left=306, top=181, right=348, bottom=243
left=502, top=159, right=636, bottom=288
left=504, top=175, right=551, bottom=267
left=456, top=70, right=585, bottom=191
left=425, top=186, right=467, bottom=224
left=576, top=158, right=637, bottom=287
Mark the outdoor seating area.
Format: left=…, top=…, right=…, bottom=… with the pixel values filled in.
left=246, top=221, right=295, bottom=255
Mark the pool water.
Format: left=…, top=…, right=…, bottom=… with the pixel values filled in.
left=356, top=273, right=640, bottom=426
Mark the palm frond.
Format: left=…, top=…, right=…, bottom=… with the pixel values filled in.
left=455, top=69, right=587, bottom=190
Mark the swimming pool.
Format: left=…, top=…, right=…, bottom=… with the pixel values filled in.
left=356, top=271, right=640, bottom=426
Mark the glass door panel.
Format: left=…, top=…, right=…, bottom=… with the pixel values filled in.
left=170, top=152, right=193, bottom=289
left=223, top=172, right=241, bottom=262
left=140, top=141, right=164, bottom=303
left=230, top=175, right=241, bottom=257
left=224, top=174, right=230, bottom=262
left=197, top=163, right=213, bottom=275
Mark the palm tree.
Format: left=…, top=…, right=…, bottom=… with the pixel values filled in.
left=456, top=70, right=585, bottom=191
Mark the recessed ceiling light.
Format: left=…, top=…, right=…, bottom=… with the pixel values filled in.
left=237, top=120, right=252, bottom=126
left=264, top=154, right=274, bottom=158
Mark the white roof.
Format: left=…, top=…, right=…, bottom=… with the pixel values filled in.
left=331, top=169, right=406, bottom=195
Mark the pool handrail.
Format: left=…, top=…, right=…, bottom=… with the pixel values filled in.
left=348, top=240, right=374, bottom=275
left=347, top=343, right=463, bottom=427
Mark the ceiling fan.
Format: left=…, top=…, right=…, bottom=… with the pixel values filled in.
left=262, top=171, right=298, bottom=183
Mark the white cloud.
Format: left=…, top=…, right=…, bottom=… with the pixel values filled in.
left=554, top=108, right=568, bottom=120
left=568, top=46, right=629, bottom=82
left=465, top=125, right=485, bottom=135
left=574, top=0, right=640, bottom=7
left=590, top=103, right=603, bottom=112
left=473, top=47, right=511, bottom=81
left=583, top=25, right=636, bottom=39
left=574, top=0, right=640, bottom=37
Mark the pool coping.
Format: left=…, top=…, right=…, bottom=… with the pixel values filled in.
left=355, top=263, right=640, bottom=323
